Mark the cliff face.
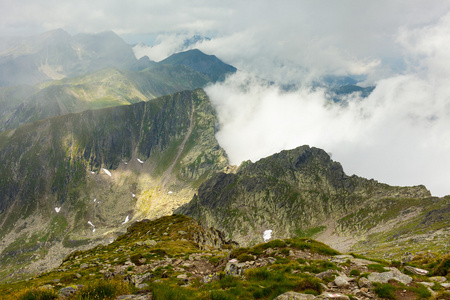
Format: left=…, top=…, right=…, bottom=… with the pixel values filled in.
left=176, top=145, right=447, bottom=256
left=0, top=89, right=229, bottom=280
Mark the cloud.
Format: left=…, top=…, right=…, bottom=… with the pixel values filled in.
left=206, top=12, right=450, bottom=196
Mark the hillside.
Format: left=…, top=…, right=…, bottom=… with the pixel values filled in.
left=0, top=89, right=229, bottom=282
left=176, top=146, right=449, bottom=258
left=0, top=214, right=448, bottom=300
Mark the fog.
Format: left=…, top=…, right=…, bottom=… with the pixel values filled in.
left=205, top=13, right=450, bottom=196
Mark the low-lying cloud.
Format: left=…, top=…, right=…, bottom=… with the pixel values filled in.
left=205, top=13, right=450, bottom=197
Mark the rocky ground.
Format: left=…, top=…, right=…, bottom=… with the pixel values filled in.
left=1, top=215, right=449, bottom=299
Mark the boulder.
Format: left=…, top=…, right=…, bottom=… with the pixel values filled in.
left=358, top=277, right=372, bottom=288
left=224, top=261, right=245, bottom=276
left=404, top=266, right=429, bottom=276
left=334, top=276, right=350, bottom=288
left=430, top=276, right=446, bottom=283
left=316, top=270, right=334, bottom=279
left=368, top=268, right=412, bottom=285
left=274, top=291, right=316, bottom=300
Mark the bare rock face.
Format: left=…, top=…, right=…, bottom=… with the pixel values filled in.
left=275, top=292, right=316, bottom=300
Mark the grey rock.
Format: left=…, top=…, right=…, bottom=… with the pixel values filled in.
left=319, top=292, right=350, bottom=300
left=368, top=268, right=412, bottom=285
left=274, top=291, right=316, bottom=300
left=404, top=266, right=429, bottom=275
left=80, top=263, right=88, bottom=269
left=334, top=276, right=350, bottom=288
left=441, top=283, right=450, bottom=289
left=144, top=240, right=157, bottom=246
left=116, top=294, right=152, bottom=300
left=358, top=277, right=372, bottom=288
left=419, top=282, right=434, bottom=287
left=136, top=283, right=149, bottom=289
left=316, top=270, right=334, bottom=279
left=224, top=261, right=245, bottom=276
left=430, top=276, right=446, bottom=283
left=178, top=230, right=187, bottom=235
left=268, top=257, right=276, bottom=264
left=331, top=255, right=354, bottom=263
left=58, top=285, right=84, bottom=298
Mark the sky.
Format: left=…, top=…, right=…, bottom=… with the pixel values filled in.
left=2, top=0, right=450, bottom=196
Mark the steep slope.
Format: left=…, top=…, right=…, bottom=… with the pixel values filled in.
left=176, top=146, right=449, bottom=257
left=0, top=89, right=229, bottom=281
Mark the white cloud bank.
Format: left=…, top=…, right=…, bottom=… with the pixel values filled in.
left=206, top=13, right=450, bottom=197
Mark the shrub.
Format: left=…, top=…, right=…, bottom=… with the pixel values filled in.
left=373, top=283, right=396, bottom=299
left=74, top=279, right=131, bottom=299
left=236, top=253, right=254, bottom=262
left=16, top=288, right=58, bottom=300
left=432, top=254, right=450, bottom=276
left=368, top=264, right=388, bottom=273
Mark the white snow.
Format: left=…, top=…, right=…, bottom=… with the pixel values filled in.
left=124, top=162, right=128, bottom=165
left=88, top=221, right=95, bottom=228
left=92, top=228, right=96, bottom=233
left=168, top=191, right=173, bottom=194
left=103, top=168, right=112, bottom=176
left=263, top=229, right=272, bottom=242
left=122, top=215, right=130, bottom=224
left=91, top=171, right=95, bottom=174
left=54, top=207, right=61, bottom=213
left=132, top=193, right=135, bottom=198
left=94, top=198, right=96, bottom=202
left=137, top=158, right=144, bottom=164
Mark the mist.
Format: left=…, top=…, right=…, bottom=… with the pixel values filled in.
left=205, top=13, right=450, bottom=197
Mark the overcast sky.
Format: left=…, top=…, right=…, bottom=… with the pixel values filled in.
left=2, top=1, right=450, bottom=196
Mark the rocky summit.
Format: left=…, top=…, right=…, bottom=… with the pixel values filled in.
left=176, top=145, right=449, bottom=258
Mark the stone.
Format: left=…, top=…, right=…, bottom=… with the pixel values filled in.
left=75, top=273, right=82, bottom=278
left=116, top=294, right=152, bottom=300
left=268, top=257, right=276, bottom=264
left=274, top=291, right=316, bottom=299
left=334, top=276, right=350, bottom=288
left=319, top=292, right=350, bottom=300
left=404, top=266, right=429, bottom=275
left=331, top=255, right=354, bottom=263
left=419, top=282, right=434, bottom=287
left=224, top=261, right=245, bottom=276
left=58, top=285, right=84, bottom=298
left=441, top=283, right=450, bottom=289
left=143, top=239, right=157, bottom=246
left=316, top=270, right=334, bottom=279
left=80, top=263, right=88, bottom=269
left=358, top=277, right=372, bottom=288
left=430, top=276, right=446, bottom=283
left=202, top=273, right=219, bottom=283
left=178, top=230, right=187, bottom=235
left=266, top=248, right=274, bottom=255
left=136, top=283, right=149, bottom=289
left=368, top=268, right=412, bottom=285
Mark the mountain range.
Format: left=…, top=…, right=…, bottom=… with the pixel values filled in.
left=0, top=29, right=448, bottom=291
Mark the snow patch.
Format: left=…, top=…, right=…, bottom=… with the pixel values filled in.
left=92, top=228, right=96, bottom=233
left=132, top=193, right=135, bottom=198
left=137, top=158, right=144, bottom=164
left=55, top=207, right=61, bottom=213
left=168, top=191, right=173, bottom=194
left=88, top=221, right=95, bottom=228
left=103, top=168, right=111, bottom=176
left=91, top=171, right=95, bottom=174
left=94, top=199, right=96, bottom=202
left=122, top=215, right=130, bottom=224
left=263, top=230, right=272, bottom=242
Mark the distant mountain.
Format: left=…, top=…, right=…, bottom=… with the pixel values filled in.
left=0, top=89, right=229, bottom=281
left=0, top=29, right=137, bottom=86
left=0, top=48, right=236, bottom=131
left=160, top=49, right=237, bottom=82
left=176, top=145, right=449, bottom=258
